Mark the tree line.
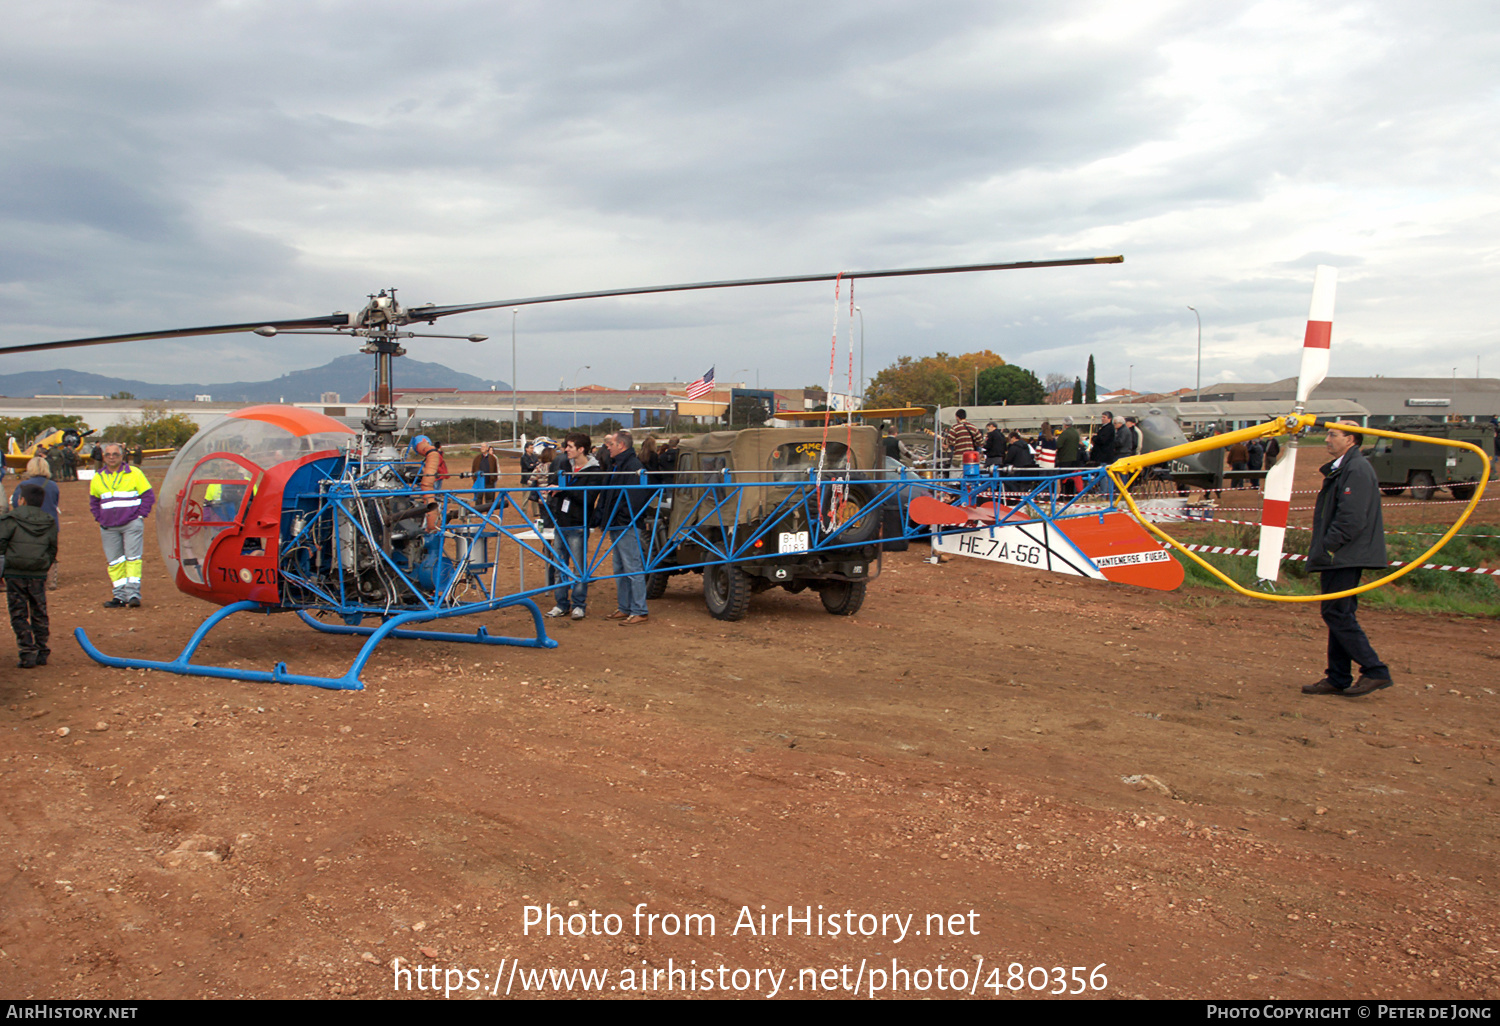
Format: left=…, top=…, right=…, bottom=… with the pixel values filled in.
left=862, top=350, right=1101, bottom=408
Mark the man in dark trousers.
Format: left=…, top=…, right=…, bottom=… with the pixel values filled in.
left=1302, top=423, right=1392, bottom=697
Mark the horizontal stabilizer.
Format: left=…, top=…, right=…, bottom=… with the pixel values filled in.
left=936, top=510, right=1183, bottom=591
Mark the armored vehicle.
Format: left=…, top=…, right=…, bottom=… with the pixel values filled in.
left=1364, top=423, right=1497, bottom=500
left=647, top=427, right=886, bottom=620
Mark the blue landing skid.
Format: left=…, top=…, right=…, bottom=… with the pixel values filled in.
left=74, top=597, right=558, bottom=691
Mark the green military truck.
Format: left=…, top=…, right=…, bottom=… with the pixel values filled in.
left=646, top=427, right=886, bottom=621
left=1364, top=423, right=1497, bottom=501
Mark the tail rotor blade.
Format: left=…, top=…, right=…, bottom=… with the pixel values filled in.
left=1258, top=265, right=1337, bottom=582
left=1256, top=445, right=1298, bottom=583
left=1296, top=265, right=1337, bottom=405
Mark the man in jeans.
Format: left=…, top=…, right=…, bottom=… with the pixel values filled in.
left=89, top=443, right=154, bottom=608
left=602, top=430, right=649, bottom=625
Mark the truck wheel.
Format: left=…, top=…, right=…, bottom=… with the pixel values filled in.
left=645, top=572, right=670, bottom=600
left=1450, top=483, right=1476, bottom=501
left=703, top=562, right=750, bottom=621
left=1409, top=470, right=1436, bottom=501
left=819, top=580, right=866, bottom=616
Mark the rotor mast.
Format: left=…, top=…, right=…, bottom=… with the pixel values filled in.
left=355, top=289, right=408, bottom=449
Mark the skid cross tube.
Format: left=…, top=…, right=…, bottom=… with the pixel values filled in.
left=77, top=597, right=558, bottom=691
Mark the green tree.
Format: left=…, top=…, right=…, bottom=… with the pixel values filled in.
left=865, top=350, right=1007, bottom=409
left=1072, top=377, right=1083, bottom=404
left=102, top=404, right=200, bottom=449
left=110, top=391, right=136, bottom=400
left=976, top=365, right=1045, bottom=406
left=17, top=415, right=89, bottom=442
left=1085, top=356, right=1097, bottom=405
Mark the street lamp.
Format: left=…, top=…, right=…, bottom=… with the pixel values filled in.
left=573, top=365, right=590, bottom=427
left=1187, top=306, right=1201, bottom=402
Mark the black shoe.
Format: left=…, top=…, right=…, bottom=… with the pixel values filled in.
left=1301, top=678, right=1347, bottom=695
left=1341, top=675, right=1393, bottom=697
left=127, top=597, right=141, bottom=608
left=18, top=657, right=36, bottom=669
left=35, top=652, right=48, bottom=666
left=103, top=598, right=126, bottom=608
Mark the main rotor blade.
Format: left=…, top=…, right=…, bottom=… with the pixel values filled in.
left=407, top=256, right=1125, bottom=321
left=0, top=254, right=1122, bottom=355
left=0, top=314, right=351, bottom=357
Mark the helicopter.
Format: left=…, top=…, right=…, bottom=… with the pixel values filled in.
left=1, top=256, right=1145, bottom=689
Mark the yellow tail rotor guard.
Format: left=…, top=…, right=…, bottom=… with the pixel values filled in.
left=1106, top=416, right=1491, bottom=602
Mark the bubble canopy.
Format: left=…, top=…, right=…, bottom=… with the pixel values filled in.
left=156, top=405, right=355, bottom=571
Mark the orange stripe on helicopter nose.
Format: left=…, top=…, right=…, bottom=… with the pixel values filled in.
left=1263, top=498, right=1290, bottom=529
left=1303, top=320, right=1332, bottom=349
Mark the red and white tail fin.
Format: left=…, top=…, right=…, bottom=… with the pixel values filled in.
left=1256, top=264, right=1337, bottom=583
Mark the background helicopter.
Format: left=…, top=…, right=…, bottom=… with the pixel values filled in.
left=0, top=256, right=1129, bottom=689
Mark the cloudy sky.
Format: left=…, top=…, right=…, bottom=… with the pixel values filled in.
left=2, top=1, right=1496, bottom=397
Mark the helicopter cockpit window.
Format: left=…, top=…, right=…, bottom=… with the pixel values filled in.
left=768, top=441, right=853, bottom=482
left=177, top=458, right=261, bottom=585
left=157, top=409, right=355, bottom=579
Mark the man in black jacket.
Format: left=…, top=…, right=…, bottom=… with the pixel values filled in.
left=982, top=422, right=1006, bottom=469
left=1089, top=412, right=1116, bottom=464
left=1302, top=424, right=1392, bottom=697
left=544, top=433, right=602, bottom=620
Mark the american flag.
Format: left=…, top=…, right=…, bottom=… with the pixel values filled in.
left=685, top=367, right=715, bottom=400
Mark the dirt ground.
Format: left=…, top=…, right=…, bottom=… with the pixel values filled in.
left=2, top=461, right=1497, bottom=1001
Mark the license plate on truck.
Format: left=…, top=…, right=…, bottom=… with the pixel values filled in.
left=779, top=531, right=809, bottom=552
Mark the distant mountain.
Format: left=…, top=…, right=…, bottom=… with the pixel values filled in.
left=0, top=355, right=510, bottom=403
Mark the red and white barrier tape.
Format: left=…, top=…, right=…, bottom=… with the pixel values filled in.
left=1180, top=544, right=1500, bottom=577
left=1159, top=510, right=1496, bottom=540
left=1292, top=494, right=1500, bottom=512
